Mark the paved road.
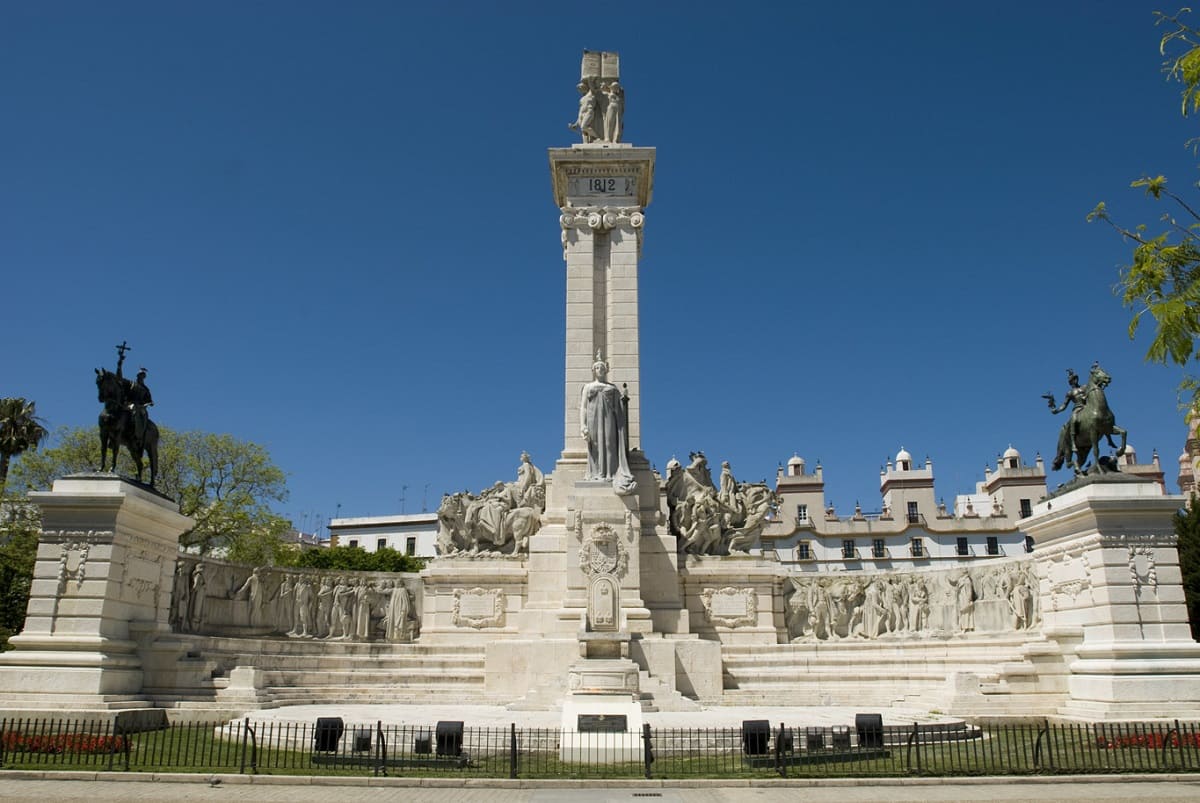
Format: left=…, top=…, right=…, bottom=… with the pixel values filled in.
left=3, top=773, right=1200, bottom=802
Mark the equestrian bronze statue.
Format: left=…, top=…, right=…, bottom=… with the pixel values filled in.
left=1043, top=362, right=1127, bottom=475
left=95, top=341, right=160, bottom=486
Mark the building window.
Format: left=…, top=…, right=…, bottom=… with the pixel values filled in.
left=796, top=504, right=809, bottom=525
left=1024, top=535, right=1035, bottom=554
left=907, top=501, right=919, bottom=524
left=406, top=536, right=416, bottom=556
left=796, top=541, right=811, bottom=561
left=377, top=538, right=387, bottom=551
left=348, top=539, right=359, bottom=549
left=842, top=539, right=856, bottom=559
left=1019, top=498, right=1032, bottom=518
left=910, top=538, right=924, bottom=558
left=872, top=538, right=886, bottom=558
left=986, top=536, right=1000, bottom=556
left=955, top=537, right=969, bottom=557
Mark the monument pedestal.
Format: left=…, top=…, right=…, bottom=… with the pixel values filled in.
left=559, top=625, right=644, bottom=762
left=0, top=474, right=192, bottom=722
left=1025, top=480, right=1200, bottom=720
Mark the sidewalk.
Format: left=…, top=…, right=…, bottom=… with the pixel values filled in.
left=2, top=772, right=1200, bottom=802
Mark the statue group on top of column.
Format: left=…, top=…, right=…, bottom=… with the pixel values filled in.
left=665, top=452, right=780, bottom=556
left=1043, top=362, right=1128, bottom=476
left=169, top=558, right=420, bottom=643
left=581, top=352, right=637, bottom=494
left=784, top=561, right=1039, bottom=642
left=94, top=341, right=160, bottom=486
left=435, top=452, right=546, bottom=556
left=569, top=76, right=623, bottom=144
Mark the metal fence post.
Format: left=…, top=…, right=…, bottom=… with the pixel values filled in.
left=775, top=722, right=786, bottom=778
left=0, top=717, right=6, bottom=766
left=374, top=720, right=385, bottom=777
left=642, top=723, right=653, bottom=779
left=1033, top=719, right=1049, bottom=771
left=509, top=723, right=517, bottom=779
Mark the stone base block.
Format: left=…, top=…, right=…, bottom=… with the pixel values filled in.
left=560, top=693, right=645, bottom=763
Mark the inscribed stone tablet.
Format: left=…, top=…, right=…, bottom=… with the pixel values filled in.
left=578, top=714, right=627, bottom=733
left=581, top=51, right=602, bottom=79
left=710, top=592, right=750, bottom=619
left=601, top=52, right=619, bottom=79
left=457, top=591, right=497, bottom=619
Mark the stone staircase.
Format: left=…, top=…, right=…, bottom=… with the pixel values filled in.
left=143, top=635, right=488, bottom=715
left=719, top=634, right=1061, bottom=713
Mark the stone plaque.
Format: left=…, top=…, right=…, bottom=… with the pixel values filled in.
left=452, top=587, right=505, bottom=629
left=588, top=575, right=619, bottom=632
left=578, top=714, right=626, bottom=733
left=566, top=175, right=637, bottom=201
left=700, top=587, right=758, bottom=629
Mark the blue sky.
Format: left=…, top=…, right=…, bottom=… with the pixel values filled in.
left=3, top=1, right=1198, bottom=531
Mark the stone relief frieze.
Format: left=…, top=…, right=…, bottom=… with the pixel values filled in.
left=452, top=587, right=505, bottom=629
left=784, top=560, right=1040, bottom=641
left=167, top=556, right=421, bottom=643
left=41, top=529, right=112, bottom=546
left=700, top=586, right=758, bottom=629
left=1128, top=546, right=1158, bottom=592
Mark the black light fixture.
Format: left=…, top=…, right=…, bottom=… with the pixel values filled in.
left=741, top=719, right=770, bottom=756
left=313, top=717, right=344, bottom=752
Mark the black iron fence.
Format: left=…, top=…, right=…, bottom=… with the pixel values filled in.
left=2, top=717, right=1199, bottom=778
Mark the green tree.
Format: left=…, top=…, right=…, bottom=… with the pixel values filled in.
left=283, top=545, right=425, bottom=573
left=1175, top=496, right=1200, bottom=640
left=11, top=426, right=291, bottom=558
left=0, top=398, right=48, bottom=494
left=1089, top=9, right=1200, bottom=404
left=0, top=499, right=40, bottom=650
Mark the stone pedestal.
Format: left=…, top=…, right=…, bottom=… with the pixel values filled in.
left=0, top=474, right=192, bottom=717
left=681, top=555, right=786, bottom=645
left=559, top=624, right=644, bottom=763
left=1025, top=480, right=1200, bottom=720
left=419, top=558, right=527, bottom=644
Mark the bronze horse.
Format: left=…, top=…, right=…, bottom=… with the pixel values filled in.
left=95, top=368, right=159, bottom=486
left=1061, top=363, right=1127, bottom=475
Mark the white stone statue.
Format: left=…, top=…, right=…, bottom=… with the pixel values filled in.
left=580, top=352, right=636, bottom=494
left=331, top=577, right=353, bottom=639
left=171, top=561, right=191, bottom=632
left=602, top=80, right=623, bottom=143
left=569, top=81, right=599, bottom=143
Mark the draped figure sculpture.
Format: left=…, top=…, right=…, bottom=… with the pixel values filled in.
left=580, top=352, right=636, bottom=494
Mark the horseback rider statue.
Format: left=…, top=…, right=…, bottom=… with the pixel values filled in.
left=1043, top=363, right=1127, bottom=476
left=95, top=341, right=160, bottom=486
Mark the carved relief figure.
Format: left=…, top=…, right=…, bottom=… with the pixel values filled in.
left=315, top=577, right=334, bottom=638
left=953, top=571, right=976, bottom=633
left=276, top=574, right=294, bottom=634
left=581, top=352, right=636, bottom=494
left=187, top=562, right=206, bottom=632
left=330, top=577, right=353, bottom=639
left=292, top=576, right=314, bottom=637
left=384, top=581, right=416, bottom=642
left=354, top=579, right=373, bottom=640
left=234, top=567, right=265, bottom=628
left=171, top=561, right=191, bottom=632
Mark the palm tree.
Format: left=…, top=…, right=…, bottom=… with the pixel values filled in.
left=0, top=398, right=48, bottom=494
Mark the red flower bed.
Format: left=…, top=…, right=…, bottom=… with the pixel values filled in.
left=1095, top=732, right=1200, bottom=750
left=2, top=731, right=124, bottom=755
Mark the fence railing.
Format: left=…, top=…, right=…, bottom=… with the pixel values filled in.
left=2, top=717, right=1199, bottom=778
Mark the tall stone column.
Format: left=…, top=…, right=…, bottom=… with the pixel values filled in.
left=550, top=145, right=655, bottom=474
left=1024, top=480, right=1200, bottom=719
left=0, top=474, right=193, bottom=718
